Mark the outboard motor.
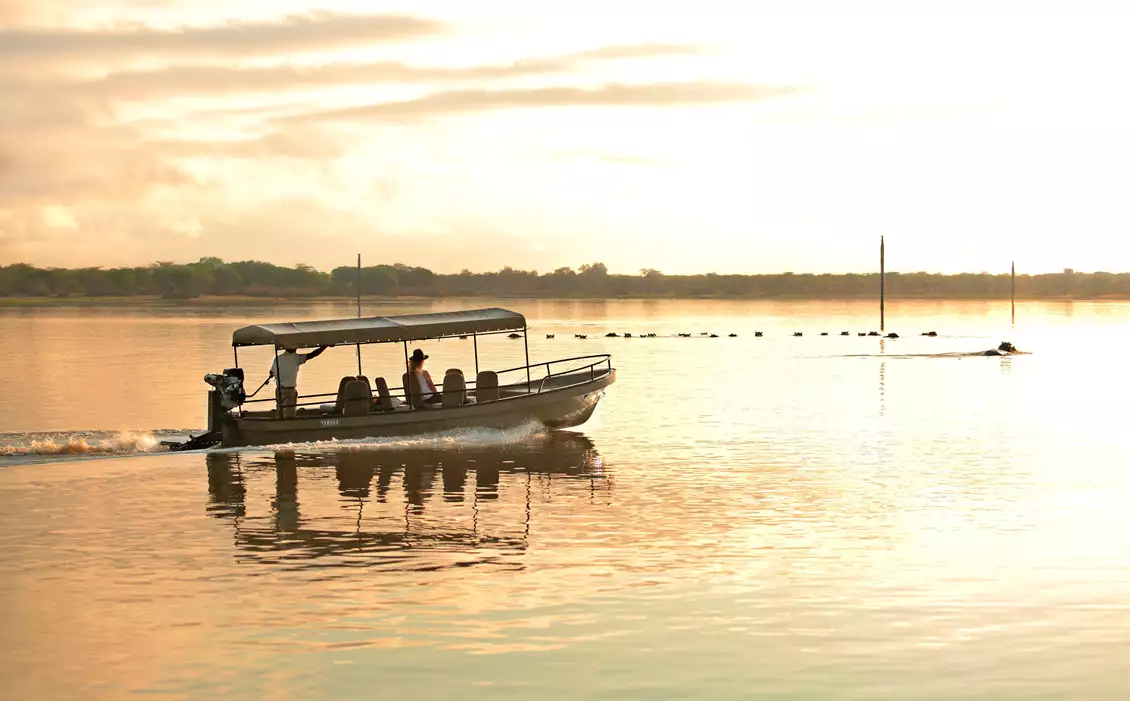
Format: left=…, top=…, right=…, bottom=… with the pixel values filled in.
left=163, top=368, right=244, bottom=452
left=204, top=367, right=246, bottom=410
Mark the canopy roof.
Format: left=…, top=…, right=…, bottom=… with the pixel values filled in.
left=232, top=307, right=526, bottom=347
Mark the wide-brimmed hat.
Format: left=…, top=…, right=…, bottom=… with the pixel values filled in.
left=410, top=348, right=428, bottom=362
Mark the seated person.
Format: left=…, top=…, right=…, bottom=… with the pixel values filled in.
left=408, top=348, right=442, bottom=405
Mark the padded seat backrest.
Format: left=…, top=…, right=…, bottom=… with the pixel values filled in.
left=334, top=376, right=356, bottom=413
left=342, top=380, right=370, bottom=417
left=445, top=368, right=466, bottom=401
left=402, top=372, right=424, bottom=409
left=475, top=370, right=499, bottom=403
left=442, top=371, right=466, bottom=408
left=374, top=377, right=395, bottom=412
left=356, top=375, right=372, bottom=397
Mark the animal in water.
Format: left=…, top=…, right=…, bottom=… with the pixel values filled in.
left=647, top=333, right=657, bottom=338
left=605, top=332, right=619, bottom=338
left=508, top=333, right=522, bottom=339
left=709, top=334, right=719, bottom=338
left=754, top=331, right=763, bottom=337
left=574, top=333, right=588, bottom=339
left=820, top=332, right=829, bottom=336
left=546, top=334, right=555, bottom=339
left=677, top=333, right=691, bottom=338
left=728, top=333, right=738, bottom=337
left=840, top=331, right=850, bottom=336
left=857, top=332, right=867, bottom=337
left=922, top=331, right=938, bottom=337
left=982, top=341, right=1019, bottom=356
left=624, top=333, right=633, bottom=338
left=793, top=332, right=803, bottom=337
left=886, top=332, right=899, bottom=339
left=867, top=331, right=880, bottom=337
left=700, top=332, right=710, bottom=336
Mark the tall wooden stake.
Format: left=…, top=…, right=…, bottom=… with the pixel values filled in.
left=1011, top=260, right=1016, bottom=327
left=880, top=236, right=886, bottom=332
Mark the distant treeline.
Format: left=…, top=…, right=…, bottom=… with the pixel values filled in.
left=2, top=259, right=1129, bottom=300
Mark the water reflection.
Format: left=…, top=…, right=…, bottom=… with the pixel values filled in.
left=879, top=360, right=886, bottom=417
left=204, top=432, right=606, bottom=570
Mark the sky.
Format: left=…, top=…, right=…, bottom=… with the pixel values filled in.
left=2, top=0, right=1129, bottom=275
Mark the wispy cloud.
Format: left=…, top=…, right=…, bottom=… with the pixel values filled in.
left=0, top=12, right=445, bottom=64
left=280, top=82, right=798, bottom=123
left=52, top=43, right=703, bottom=99
left=552, top=149, right=670, bottom=167
left=0, top=7, right=792, bottom=268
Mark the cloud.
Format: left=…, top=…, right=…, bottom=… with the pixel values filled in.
left=566, top=44, right=701, bottom=61
left=0, top=12, right=445, bottom=65
left=0, top=4, right=784, bottom=271
left=154, top=130, right=348, bottom=160
left=34, top=43, right=701, bottom=100
left=552, top=150, right=669, bottom=167
left=281, top=82, right=797, bottom=123
left=0, top=197, right=606, bottom=272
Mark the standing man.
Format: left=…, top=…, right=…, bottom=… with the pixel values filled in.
left=270, top=345, right=328, bottom=417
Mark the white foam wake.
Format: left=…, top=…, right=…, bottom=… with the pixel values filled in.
left=219, top=421, right=548, bottom=455
left=0, top=430, right=164, bottom=457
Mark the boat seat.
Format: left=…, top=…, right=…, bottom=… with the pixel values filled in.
left=402, top=372, right=425, bottom=409
left=374, top=377, right=397, bottom=412
left=334, top=376, right=357, bottom=413
left=445, top=368, right=467, bottom=402
left=342, top=380, right=371, bottom=417
left=356, top=375, right=372, bottom=397
left=442, top=371, right=466, bottom=408
left=475, top=370, right=499, bottom=403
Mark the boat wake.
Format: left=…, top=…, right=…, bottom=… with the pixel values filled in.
left=839, top=350, right=1032, bottom=359
left=1, top=422, right=560, bottom=465
left=224, top=421, right=551, bottom=456
left=0, top=429, right=196, bottom=465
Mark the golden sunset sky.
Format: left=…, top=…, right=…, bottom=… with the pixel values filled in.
left=2, top=0, right=1128, bottom=274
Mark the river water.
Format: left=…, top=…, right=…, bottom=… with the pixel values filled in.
left=2, top=299, right=1130, bottom=700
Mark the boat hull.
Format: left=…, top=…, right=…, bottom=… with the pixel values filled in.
left=221, top=369, right=615, bottom=447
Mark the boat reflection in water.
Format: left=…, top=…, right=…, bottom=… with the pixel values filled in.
left=204, top=431, right=607, bottom=570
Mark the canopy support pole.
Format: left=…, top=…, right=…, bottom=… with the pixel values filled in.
left=272, top=345, right=281, bottom=420
left=403, top=341, right=412, bottom=411
left=233, top=347, right=241, bottom=418
left=523, top=328, right=531, bottom=394
left=473, top=333, right=479, bottom=376
left=355, top=254, right=363, bottom=376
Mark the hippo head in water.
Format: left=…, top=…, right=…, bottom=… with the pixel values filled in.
left=998, top=341, right=1017, bottom=353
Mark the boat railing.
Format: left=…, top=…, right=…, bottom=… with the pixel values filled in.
left=238, top=354, right=611, bottom=418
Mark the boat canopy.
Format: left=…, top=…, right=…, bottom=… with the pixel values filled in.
left=232, top=307, right=527, bottom=348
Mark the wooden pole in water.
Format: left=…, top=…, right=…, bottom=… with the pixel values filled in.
left=1011, top=260, right=1016, bottom=327
left=880, top=236, right=886, bottom=332
left=355, top=254, right=363, bottom=375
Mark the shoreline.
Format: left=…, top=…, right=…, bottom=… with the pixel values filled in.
left=3, top=293, right=1130, bottom=307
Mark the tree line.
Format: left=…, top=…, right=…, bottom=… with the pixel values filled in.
left=2, top=259, right=1128, bottom=299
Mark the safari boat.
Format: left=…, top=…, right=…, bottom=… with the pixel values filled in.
left=169, top=308, right=615, bottom=450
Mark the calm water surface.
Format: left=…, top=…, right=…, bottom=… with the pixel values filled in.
left=2, top=299, right=1130, bottom=700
